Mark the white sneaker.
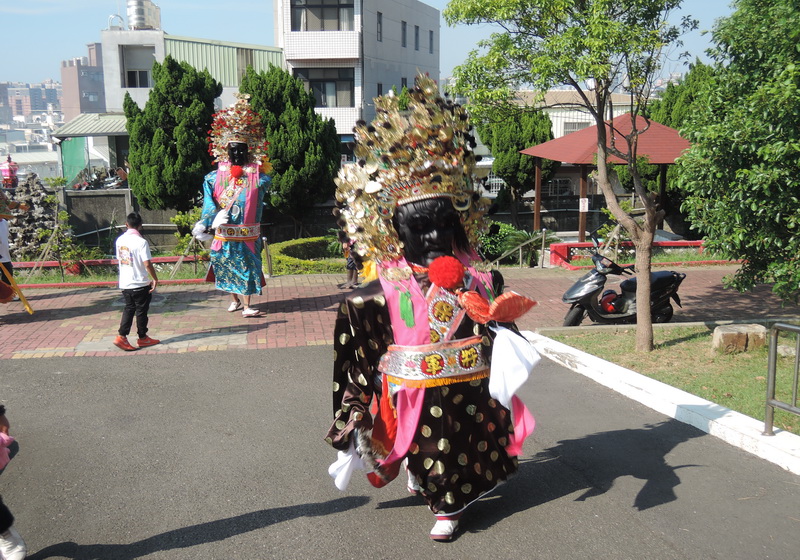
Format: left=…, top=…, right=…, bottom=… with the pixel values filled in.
left=0, top=525, right=27, bottom=560
left=430, top=518, right=459, bottom=542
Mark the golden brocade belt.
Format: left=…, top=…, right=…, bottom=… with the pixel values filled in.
left=379, top=335, right=489, bottom=388
left=213, top=223, right=260, bottom=243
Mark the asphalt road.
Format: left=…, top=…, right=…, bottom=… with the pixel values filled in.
left=2, top=347, right=799, bottom=559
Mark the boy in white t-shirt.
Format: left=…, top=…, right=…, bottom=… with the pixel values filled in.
left=114, top=212, right=160, bottom=351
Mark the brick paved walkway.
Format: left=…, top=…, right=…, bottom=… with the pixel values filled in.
left=2, top=265, right=799, bottom=359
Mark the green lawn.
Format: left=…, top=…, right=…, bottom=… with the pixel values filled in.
left=549, top=325, right=800, bottom=436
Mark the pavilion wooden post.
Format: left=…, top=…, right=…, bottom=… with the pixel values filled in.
left=534, top=157, right=542, bottom=231
left=579, top=165, right=588, bottom=242
left=658, top=164, right=667, bottom=230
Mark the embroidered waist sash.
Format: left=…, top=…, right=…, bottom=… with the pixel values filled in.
left=378, top=335, right=489, bottom=388
left=213, top=223, right=260, bottom=243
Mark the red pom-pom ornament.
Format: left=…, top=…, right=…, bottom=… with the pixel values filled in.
left=230, top=165, right=244, bottom=178
left=428, top=256, right=465, bottom=290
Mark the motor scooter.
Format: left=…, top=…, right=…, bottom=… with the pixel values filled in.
left=561, top=235, right=686, bottom=326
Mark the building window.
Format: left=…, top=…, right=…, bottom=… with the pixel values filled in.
left=563, top=121, right=591, bottom=135
left=236, top=48, right=254, bottom=83
left=429, top=30, right=434, bottom=54
left=401, top=21, right=407, bottom=47
left=377, top=12, right=382, bottom=42
left=291, top=0, right=354, bottom=32
left=377, top=83, right=383, bottom=96
left=414, top=25, right=420, bottom=50
left=401, top=77, right=407, bottom=89
left=126, top=70, right=150, bottom=88
left=295, top=67, right=355, bottom=108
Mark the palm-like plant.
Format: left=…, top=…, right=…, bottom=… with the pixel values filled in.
left=498, top=229, right=561, bottom=267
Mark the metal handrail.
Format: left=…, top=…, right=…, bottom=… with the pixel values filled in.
left=764, top=322, right=800, bottom=435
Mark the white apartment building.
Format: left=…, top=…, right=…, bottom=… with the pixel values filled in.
left=274, top=0, right=440, bottom=150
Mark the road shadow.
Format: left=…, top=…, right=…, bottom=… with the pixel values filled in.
left=28, top=495, right=370, bottom=560
left=462, top=418, right=705, bottom=535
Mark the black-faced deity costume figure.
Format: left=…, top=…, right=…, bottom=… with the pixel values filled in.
left=325, top=74, right=540, bottom=542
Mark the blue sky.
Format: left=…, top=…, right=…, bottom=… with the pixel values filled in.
left=1, top=1, right=733, bottom=85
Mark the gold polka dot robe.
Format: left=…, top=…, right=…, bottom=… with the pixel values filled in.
left=325, top=273, right=519, bottom=515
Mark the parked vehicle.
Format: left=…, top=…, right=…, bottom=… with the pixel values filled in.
left=562, top=234, right=686, bottom=326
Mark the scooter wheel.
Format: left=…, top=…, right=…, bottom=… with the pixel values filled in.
left=653, top=304, right=674, bottom=323
left=563, top=306, right=586, bottom=326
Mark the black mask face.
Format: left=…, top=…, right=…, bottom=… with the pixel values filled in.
left=227, top=142, right=249, bottom=166
left=394, top=198, right=462, bottom=266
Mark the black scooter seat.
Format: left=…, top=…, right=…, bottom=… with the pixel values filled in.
left=620, top=271, right=678, bottom=293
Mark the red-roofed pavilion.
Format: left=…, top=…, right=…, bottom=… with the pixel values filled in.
left=519, top=113, right=690, bottom=240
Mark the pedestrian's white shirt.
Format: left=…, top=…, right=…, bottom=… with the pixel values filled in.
left=116, top=229, right=151, bottom=289
left=0, top=219, right=10, bottom=262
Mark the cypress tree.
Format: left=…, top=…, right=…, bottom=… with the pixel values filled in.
left=240, top=65, right=340, bottom=236
left=124, top=55, right=222, bottom=211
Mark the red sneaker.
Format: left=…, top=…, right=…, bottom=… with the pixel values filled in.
left=113, top=336, right=137, bottom=351
left=137, top=336, right=161, bottom=348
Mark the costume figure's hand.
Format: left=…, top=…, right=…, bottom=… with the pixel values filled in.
left=211, top=209, right=229, bottom=229
left=192, top=221, right=206, bottom=237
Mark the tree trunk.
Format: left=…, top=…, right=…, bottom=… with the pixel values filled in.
left=510, top=187, right=520, bottom=229
left=633, top=231, right=655, bottom=352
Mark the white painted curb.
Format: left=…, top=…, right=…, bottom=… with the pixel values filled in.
left=524, top=331, right=800, bottom=476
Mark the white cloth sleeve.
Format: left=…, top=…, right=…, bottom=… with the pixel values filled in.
left=327, top=439, right=366, bottom=491
left=211, top=209, right=229, bottom=229
left=488, top=326, right=541, bottom=409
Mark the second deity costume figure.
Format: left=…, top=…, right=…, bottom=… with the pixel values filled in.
left=195, top=94, right=271, bottom=318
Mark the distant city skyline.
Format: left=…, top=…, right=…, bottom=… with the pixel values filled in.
left=1, top=1, right=732, bottom=85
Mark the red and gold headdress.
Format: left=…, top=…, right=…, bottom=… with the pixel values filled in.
left=208, top=93, right=270, bottom=165
left=334, top=74, right=490, bottom=263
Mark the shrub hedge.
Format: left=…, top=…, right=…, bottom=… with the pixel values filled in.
left=269, top=236, right=346, bottom=275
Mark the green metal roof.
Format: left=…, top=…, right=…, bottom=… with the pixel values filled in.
left=53, top=113, right=128, bottom=138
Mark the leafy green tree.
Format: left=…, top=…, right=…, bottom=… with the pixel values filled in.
left=124, top=56, right=221, bottom=212
left=677, top=0, right=800, bottom=301
left=240, top=65, right=340, bottom=237
left=648, top=59, right=715, bottom=130
left=445, top=0, right=695, bottom=351
left=477, top=110, right=558, bottom=228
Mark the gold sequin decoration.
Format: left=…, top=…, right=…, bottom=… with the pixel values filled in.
left=424, top=458, right=434, bottom=470
left=335, top=420, right=346, bottom=430
left=339, top=333, right=351, bottom=345
left=445, top=492, right=455, bottom=505
left=477, top=441, right=488, bottom=452
left=486, top=470, right=494, bottom=481
left=324, top=436, right=333, bottom=444
left=452, top=394, right=464, bottom=405
left=490, top=450, right=499, bottom=461
left=333, top=381, right=340, bottom=392
left=482, top=336, right=491, bottom=346
left=354, top=412, right=363, bottom=421
left=461, top=483, right=473, bottom=494
left=474, top=463, right=482, bottom=475
left=437, top=438, right=451, bottom=453
left=466, top=404, right=477, bottom=416
left=469, top=379, right=482, bottom=387
left=499, top=437, right=508, bottom=446
left=430, top=406, right=443, bottom=418
left=475, top=412, right=484, bottom=423
left=352, top=296, right=365, bottom=309
left=473, top=324, right=481, bottom=335
left=357, top=373, right=368, bottom=386
left=342, top=403, right=351, bottom=412
left=487, top=422, right=496, bottom=432
left=410, top=442, right=420, bottom=454
left=450, top=473, right=459, bottom=483
left=375, top=295, right=386, bottom=307
left=457, top=453, right=468, bottom=466
left=488, top=399, right=497, bottom=408
left=368, top=339, right=379, bottom=350
left=441, top=386, right=450, bottom=396
left=341, top=360, right=351, bottom=373
left=421, top=425, right=432, bottom=438
left=428, top=482, right=438, bottom=493
left=433, top=460, right=445, bottom=475
left=454, top=421, right=461, bottom=432
left=339, top=303, right=347, bottom=314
